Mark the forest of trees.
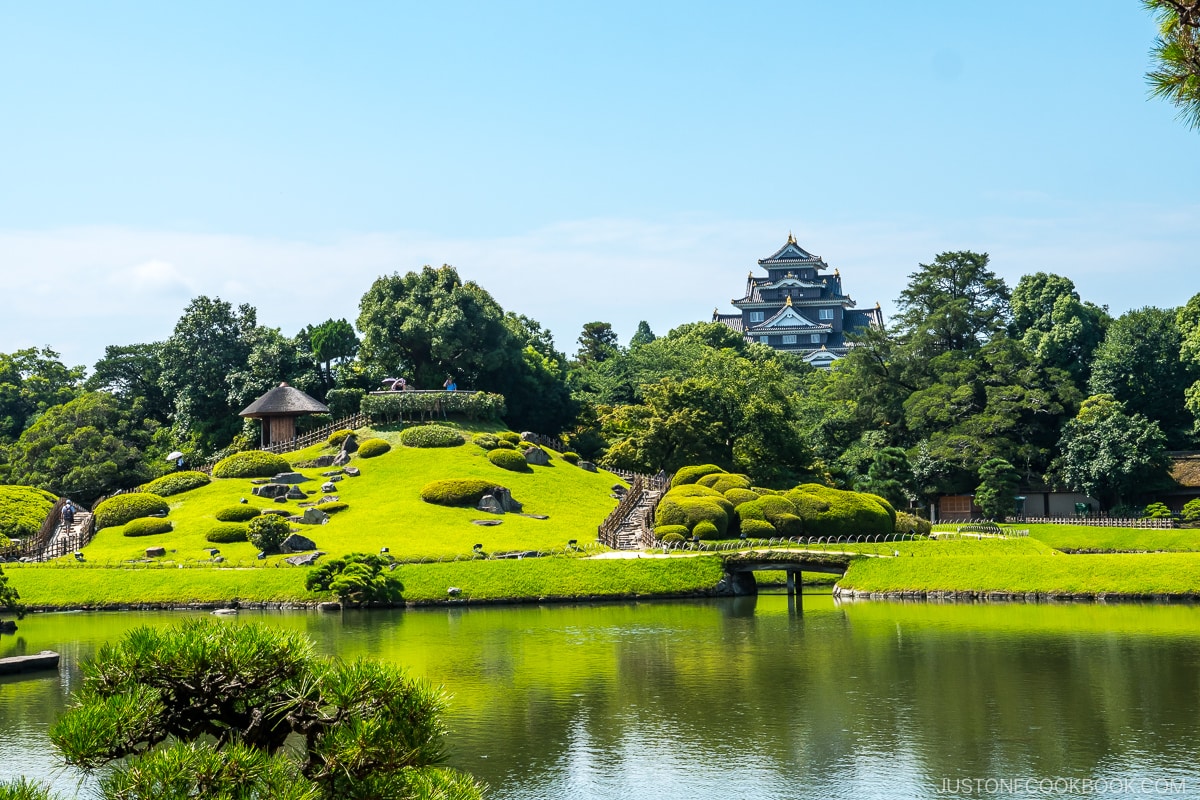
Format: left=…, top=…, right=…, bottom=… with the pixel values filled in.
left=0, top=254, right=1196, bottom=512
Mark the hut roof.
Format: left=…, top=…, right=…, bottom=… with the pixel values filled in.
left=239, top=383, right=329, bottom=417
left=1170, top=453, right=1200, bottom=488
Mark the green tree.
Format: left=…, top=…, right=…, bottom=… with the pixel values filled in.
left=308, top=318, right=360, bottom=387
left=1145, top=0, right=1200, bottom=129
left=856, top=447, right=915, bottom=509
left=357, top=265, right=517, bottom=389
left=1009, top=272, right=1110, bottom=385
left=87, top=343, right=172, bottom=425
left=575, top=321, right=620, bottom=364
left=1088, top=306, right=1195, bottom=447
left=893, top=251, right=1010, bottom=357
left=629, top=320, right=657, bottom=348
left=0, top=348, right=84, bottom=443
left=47, top=620, right=483, bottom=800
left=1049, top=395, right=1170, bottom=510
left=975, top=457, right=1021, bottom=521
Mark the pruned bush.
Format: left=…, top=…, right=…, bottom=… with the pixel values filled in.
left=325, top=388, right=365, bottom=418
left=398, top=425, right=464, bottom=448
left=142, top=471, right=211, bottom=497
left=212, top=451, right=291, bottom=479
left=654, top=524, right=689, bottom=540
left=488, top=448, right=531, bottom=472
left=1144, top=502, right=1172, bottom=519
left=671, top=464, right=726, bottom=488
left=215, top=505, right=261, bottom=523
left=317, top=501, right=349, bottom=514
left=362, top=390, right=506, bottom=423
left=420, top=479, right=504, bottom=507
left=0, top=485, right=57, bottom=542
left=94, top=493, right=169, bottom=530
left=724, top=488, right=760, bottom=507
left=659, top=532, right=687, bottom=545
left=356, top=438, right=391, bottom=458
left=247, top=514, right=291, bottom=553
left=739, top=518, right=776, bottom=538
left=472, top=433, right=499, bottom=450
left=305, top=553, right=403, bottom=603
left=206, top=523, right=249, bottom=543
left=669, top=484, right=725, bottom=499
left=655, top=488, right=732, bottom=537
left=496, top=440, right=515, bottom=449
left=772, top=513, right=804, bottom=537
left=784, top=484, right=892, bottom=538
left=562, top=451, right=580, bottom=465
left=1182, top=498, right=1200, bottom=523
left=123, top=517, right=173, bottom=537
left=697, top=472, right=752, bottom=494
left=692, top=520, right=719, bottom=540
left=498, top=431, right=521, bottom=444
left=895, top=511, right=932, bottom=536
left=860, top=492, right=898, bottom=529
left=327, top=429, right=356, bottom=449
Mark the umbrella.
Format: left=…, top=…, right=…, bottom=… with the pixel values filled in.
left=166, top=451, right=184, bottom=462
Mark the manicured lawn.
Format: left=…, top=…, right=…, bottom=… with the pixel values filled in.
left=73, top=423, right=624, bottom=566
left=1011, top=523, right=1200, bottom=553
left=840, top=552, right=1200, bottom=596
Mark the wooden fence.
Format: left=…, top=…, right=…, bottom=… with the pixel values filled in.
left=598, top=476, right=647, bottom=549
left=1011, top=516, right=1177, bottom=529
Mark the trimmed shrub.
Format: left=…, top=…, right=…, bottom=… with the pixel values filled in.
left=562, top=452, right=580, bottom=465
left=671, top=464, right=726, bottom=488
left=668, top=484, right=725, bottom=499
left=784, top=484, right=892, bottom=538
left=1182, top=498, right=1200, bottom=523
left=420, top=479, right=505, bottom=507
left=751, top=487, right=783, bottom=495
left=325, top=388, right=365, bottom=418
left=215, top=505, right=261, bottom=523
left=488, top=448, right=532, bottom=473
left=327, top=429, right=356, bottom=449
left=895, top=511, right=932, bottom=536
left=655, top=491, right=731, bottom=537
left=94, top=493, right=169, bottom=530
left=212, top=451, right=291, bottom=479
left=142, top=471, right=211, bottom=497
left=1144, top=502, right=1172, bottom=519
left=724, top=488, right=760, bottom=507
left=498, top=431, right=521, bottom=445
left=472, top=433, right=499, bottom=450
left=659, top=532, right=687, bottom=545
left=739, top=518, right=776, bottom=538
left=0, top=485, right=57, bottom=542
left=317, top=501, right=349, bottom=514
left=123, top=517, right=173, bottom=537
left=247, top=514, right=291, bottom=553
left=654, top=524, right=690, bottom=539
left=496, top=440, right=516, bottom=449
left=206, top=523, right=250, bottom=543
left=398, top=425, right=464, bottom=448
left=772, top=513, right=804, bottom=537
left=860, top=492, right=898, bottom=529
left=356, top=438, right=392, bottom=458
left=697, top=472, right=752, bottom=494
left=692, top=520, right=719, bottom=540
left=362, top=390, right=505, bottom=423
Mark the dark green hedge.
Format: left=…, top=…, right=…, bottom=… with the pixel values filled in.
left=420, top=479, right=505, bottom=507
left=212, top=451, right=291, bottom=479
left=562, top=452, right=580, bottom=465
left=738, top=518, right=776, bottom=537
left=247, top=514, right=291, bottom=553
left=142, top=471, right=211, bottom=497
left=123, top=517, right=173, bottom=537
left=356, top=438, right=392, bottom=458
left=487, top=449, right=531, bottom=473
left=215, top=505, right=261, bottom=523
left=472, top=433, right=499, bottom=450
left=724, top=488, right=760, bottom=507
left=398, top=425, right=465, bottom=448
left=654, top=489, right=732, bottom=537
left=362, top=391, right=506, bottom=423
left=785, top=484, right=892, bottom=538
left=206, top=523, right=250, bottom=543
left=317, top=501, right=349, bottom=514
left=94, top=493, right=170, bottom=530
left=325, top=388, right=365, bottom=418
left=697, top=472, right=752, bottom=494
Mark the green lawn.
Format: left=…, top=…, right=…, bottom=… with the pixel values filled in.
left=1009, top=523, right=1200, bottom=553
left=74, top=423, right=624, bottom=566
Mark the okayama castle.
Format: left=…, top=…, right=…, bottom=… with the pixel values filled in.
left=712, top=234, right=884, bottom=367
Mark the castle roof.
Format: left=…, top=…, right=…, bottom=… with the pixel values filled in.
left=758, top=233, right=828, bottom=269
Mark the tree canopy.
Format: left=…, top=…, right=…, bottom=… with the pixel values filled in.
left=1145, top=0, right=1200, bottom=130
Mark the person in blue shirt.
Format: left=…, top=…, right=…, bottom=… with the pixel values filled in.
left=443, top=376, right=457, bottom=392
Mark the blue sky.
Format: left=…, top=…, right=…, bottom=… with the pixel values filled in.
left=1, top=1, right=1196, bottom=369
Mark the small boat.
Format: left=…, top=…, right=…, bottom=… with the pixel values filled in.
left=0, top=650, right=59, bottom=676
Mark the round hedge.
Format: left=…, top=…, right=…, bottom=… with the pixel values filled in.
left=496, top=440, right=516, bottom=450
left=398, top=425, right=465, bottom=448
left=669, top=484, right=725, bottom=499
left=655, top=490, right=731, bottom=537
left=472, top=433, right=499, bottom=450
left=784, top=484, right=892, bottom=538
left=693, top=520, right=719, bottom=540
left=497, top=431, right=521, bottom=445
left=697, top=472, right=752, bottom=494
left=659, top=532, right=687, bottom=545
left=896, top=511, right=932, bottom=536
left=215, top=505, right=261, bottom=523
left=562, top=451, right=580, bottom=465
left=739, top=518, right=776, bottom=537
left=94, top=493, right=170, bottom=530
left=0, top=485, right=58, bottom=542
left=654, top=524, right=689, bottom=539
left=420, top=479, right=505, bottom=507
left=860, top=492, right=898, bottom=529
left=671, top=464, right=726, bottom=488
left=356, top=438, right=392, bottom=458
left=317, top=501, right=349, bottom=514
left=206, top=523, right=250, bottom=543
left=212, top=451, right=291, bottom=479
left=487, top=448, right=532, bottom=473
left=247, top=514, right=291, bottom=553
left=123, top=517, right=172, bottom=537
left=327, top=429, right=356, bottom=448
left=142, top=471, right=211, bottom=497
left=724, top=488, right=760, bottom=507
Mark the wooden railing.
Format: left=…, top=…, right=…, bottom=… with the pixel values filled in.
left=258, top=412, right=368, bottom=455
left=1012, top=516, right=1177, bottom=529
left=0, top=499, right=97, bottom=562
left=598, top=477, right=646, bottom=549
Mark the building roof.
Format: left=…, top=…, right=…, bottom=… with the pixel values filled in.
left=1170, top=453, right=1200, bottom=488
left=757, top=233, right=828, bottom=268
left=239, top=383, right=330, bottom=417
left=712, top=312, right=744, bottom=332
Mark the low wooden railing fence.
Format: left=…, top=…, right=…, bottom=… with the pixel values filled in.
left=598, top=477, right=646, bottom=549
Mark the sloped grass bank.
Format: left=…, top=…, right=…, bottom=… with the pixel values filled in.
left=1015, top=524, right=1200, bottom=553
left=838, top=552, right=1200, bottom=598
left=5, top=556, right=726, bottom=609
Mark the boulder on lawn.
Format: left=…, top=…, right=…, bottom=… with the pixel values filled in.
left=145, top=546, right=166, bottom=558
left=343, top=466, right=361, bottom=477
left=285, top=486, right=306, bottom=500
left=316, top=495, right=340, bottom=505
left=272, top=472, right=306, bottom=484
left=332, top=451, right=351, bottom=467
left=301, top=508, right=329, bottom=525
left=578, top=461, right=598, bottom=473
left=252, top=483, right=291, bottom=499
left=280, top=533, right=317, bottom=553
left=286, top=551, right=325, bottom=567
left=477, top=494, right=505, bottom=514
left=321, top=482, right=337, bottom=493
left=523, top=446, right=550, bottom=466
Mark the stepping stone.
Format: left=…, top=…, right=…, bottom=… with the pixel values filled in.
left=472, top=519, right=503, bottom=526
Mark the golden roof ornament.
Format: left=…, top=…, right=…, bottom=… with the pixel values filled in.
left=785, top=295, right=793, bottom=306
left=787, top=231, right=797, bottom=245
left=834, top=268, right=840, bottom=277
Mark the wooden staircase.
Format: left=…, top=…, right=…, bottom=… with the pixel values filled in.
left=612, top=486, right=663, bottom=550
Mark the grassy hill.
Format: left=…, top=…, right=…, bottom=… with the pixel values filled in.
left=77, top=422, right=625, bottom=567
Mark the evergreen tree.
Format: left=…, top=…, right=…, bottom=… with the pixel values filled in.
left=856, top=447, right=915, bottom=509
left=975, top=457, right=1020, bottom=521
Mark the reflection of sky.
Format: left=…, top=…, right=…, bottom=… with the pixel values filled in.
left=3, top=600, right=1200, bottom=799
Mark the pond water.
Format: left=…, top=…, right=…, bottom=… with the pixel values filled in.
left=1, top=593, right=1199, bottom=799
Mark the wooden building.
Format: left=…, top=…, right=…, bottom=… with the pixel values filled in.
left=239, top=383, right=329, bottom=446
left=712, top=233, right=884, bottom=367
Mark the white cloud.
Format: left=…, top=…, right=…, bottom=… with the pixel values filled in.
left=1, top=207, right=1199, bottom=371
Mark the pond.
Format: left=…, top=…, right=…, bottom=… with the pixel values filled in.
left=1, top=593, right=1198, bottom=799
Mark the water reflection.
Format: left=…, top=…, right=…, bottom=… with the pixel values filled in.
left=0, top=596, right=1198, bottom=799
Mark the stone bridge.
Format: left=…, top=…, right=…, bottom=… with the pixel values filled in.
left=721, top=551, right=856, bottom=596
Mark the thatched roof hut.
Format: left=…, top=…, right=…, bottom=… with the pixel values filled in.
left=239, top=383, right=329, bottom=446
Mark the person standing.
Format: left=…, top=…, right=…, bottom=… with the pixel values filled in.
left=62, top=500, right=75, bottom=530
